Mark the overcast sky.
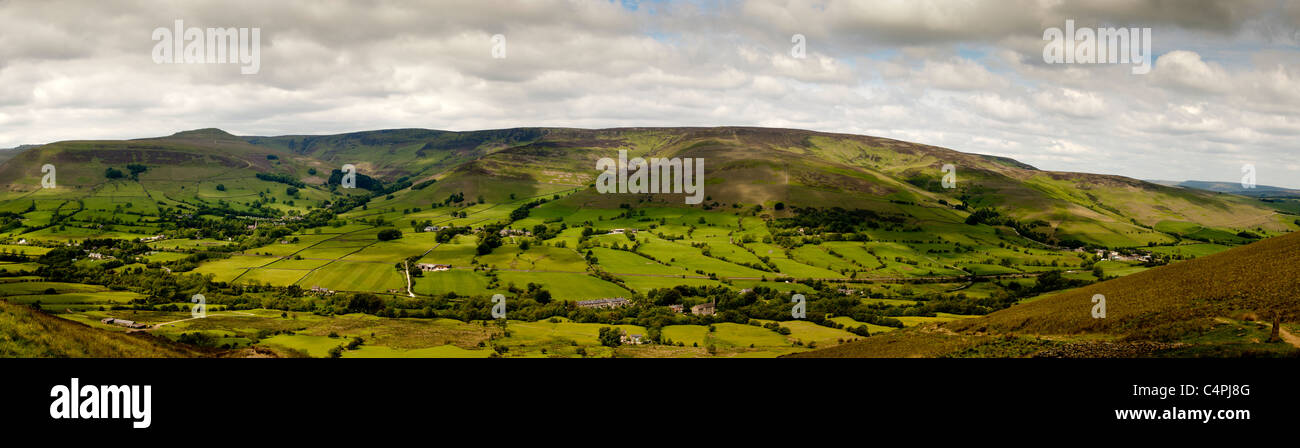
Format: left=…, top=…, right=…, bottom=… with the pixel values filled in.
left=1, top=0, right=1297, bottom=187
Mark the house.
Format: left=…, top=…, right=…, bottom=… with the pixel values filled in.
left=100, top=318, right=147, bottom=329
left=608, top=228, right=638, bottom=235
left=416, top=263, right=451, bottom=272
left=139, top=235, right=166, bottom=242
left=837, top=288, right=858, bottom=295
left=86, top=252, right=112, bottom=260
left=691, top=302, right=716, bottom=316
left=668, top=304, right=684, bottom=313
left=423, top=226, right=447, bottom=233
left=620, top=331, right=643, bottom=345
left=576, top=297, right=630, bottom=309
left=309, top=285, right=335, bottom=295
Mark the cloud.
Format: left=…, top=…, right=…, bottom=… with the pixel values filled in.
left=1152, top=50, right=1231, bottom=93
left=0, top=0, right=1297, bottom=187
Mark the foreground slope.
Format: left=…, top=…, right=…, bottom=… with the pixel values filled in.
left=0, top=299, right=200, bottom=357
left=793, top=231, right=1300, bottom=358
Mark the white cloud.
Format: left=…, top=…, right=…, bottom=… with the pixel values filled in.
left=0, top=0, right=1298, bottom=187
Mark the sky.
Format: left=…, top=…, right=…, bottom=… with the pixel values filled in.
left=1, top=0, right=1298, bottom=187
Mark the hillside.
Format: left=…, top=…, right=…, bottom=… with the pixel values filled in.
left=0, top=299, right=200, bottom=357
left=242, top=126, right=1289, bottom=248
left=791, top=231, right=1300, bottom=358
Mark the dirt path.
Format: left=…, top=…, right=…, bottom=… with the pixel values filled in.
left=141, top=311, right=264, bottom=331
left=403, top=260, right=415, bottom=297
left=1278, top=326, right=1300, bottom=349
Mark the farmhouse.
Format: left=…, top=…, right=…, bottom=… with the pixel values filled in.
left=100, top=318, right=147, bottom=329
left=416, top=263, right=451, bottom=272
left=576, top=297, right=630, bottom=309
left=691, top=302, right=716, bottom=316
left=86, top=252, right=112, bottom=260
left=620, top=331, right=643, bottom=345
left=668, top=304, right=684, bottom=313
left=309, top=285, right=336, bottom=295
left=607, top=228, right=638, bottom=235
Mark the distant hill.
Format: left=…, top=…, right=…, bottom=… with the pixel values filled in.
left=792, top=230, right=1300, bottom=358
left=1149, top=179, right=1300, bottom=198
left=0, top=144, right=39, bottom=166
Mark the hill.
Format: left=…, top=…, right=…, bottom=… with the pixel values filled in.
left=0, top=299, right=201, bottom=357
left=791, top=231, right=1300, bottom=358
left=1150, top=179, right=1300, bottom=198
left=239, top=126, right=1292, bottom=248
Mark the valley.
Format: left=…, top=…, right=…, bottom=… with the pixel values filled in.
left=0, top=127, right=1295, bottom=358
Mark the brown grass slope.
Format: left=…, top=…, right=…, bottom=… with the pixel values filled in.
left=794, top=231, right=1300, bottom=358
left=0, top=300, right=201, bottom=358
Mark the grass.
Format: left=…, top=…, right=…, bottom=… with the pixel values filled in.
left=296, top=262, right=405, bottom=292
left=799, top=231, right=1300, bottom=358
left=343, top=344, right=494, bottom=358
left=0, top=299, right=199, bottom=357
left=495, top=271, right=627, bottom=301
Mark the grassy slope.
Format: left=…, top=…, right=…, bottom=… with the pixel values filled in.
left=0, top=299, right=200, bottom=357
left=793, top=231, right=1300, bottom=358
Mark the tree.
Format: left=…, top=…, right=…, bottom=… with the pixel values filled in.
left=346, top=293, right=384, bottom=314
left=598, top=326, right=622, bottom=347
left=328, top=346, right=343, bottom=358
left=104, top=167, right=124, bottom=179
left=126, top=164, right=148, bottom=180
left=377, top=229, right=402, bottom=241
left=215, top=184, right=226, bottom=191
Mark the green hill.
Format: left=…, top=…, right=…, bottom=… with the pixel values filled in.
left=241, top=126, right=1288, bottom=248
left=0, top=299, right=200, bottom=357
left=791, top=231, right=1300, bottom=358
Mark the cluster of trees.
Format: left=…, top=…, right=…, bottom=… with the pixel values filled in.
left=256, top=172, right=306, bottom=188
